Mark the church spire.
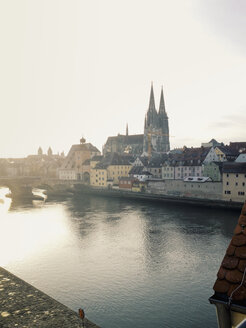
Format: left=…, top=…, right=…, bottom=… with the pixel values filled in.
left=159, top=86, right=166, bottom=113
left=148, top=82, right=156, bottom=112
left=126, top=123, right=128, bottom=136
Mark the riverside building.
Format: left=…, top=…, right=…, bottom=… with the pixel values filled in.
left=59, top=139, right=100, bottom=181
left=223, top=162, right=246, bottom=202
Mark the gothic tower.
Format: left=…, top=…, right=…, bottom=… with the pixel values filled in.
left=157, top=86, right=170, bottom=152
left=143, top=84, right=170, bottom=156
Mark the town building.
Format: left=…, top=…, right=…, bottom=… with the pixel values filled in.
left=229, top=142, right=246, bottom=153
left=103, top=124, right=143, bottom=155
left=203, top=145, right=238, bottom=163
left=147, top=155, right=166, bottom=178
left=128, top=166, right=152, bottom=181
left=222, top=162, right=246, bottom=202
left=59, top=140, right=100, bottom=180
left=90, top=163, right=108, bottom=188
left=201, top=138, right=222, bottom=148
left=90, top=153, right=133, bottom=187
left=162, top=147, right=209, bottom=180
left=104, top=153, right=133, bottom=185
left=143, top=84, right=170, bottom=156
left=130, top=154, right=165, bottom=179
left=2, top=152, right=64, bottom=178
left=118, top=177, right=136, bottom=191
left=202, top=162, right=223, bottom=182
left=235, top=151, right=246, bottom=163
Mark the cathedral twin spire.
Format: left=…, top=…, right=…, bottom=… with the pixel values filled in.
left=159, top=86, right=166, bottom=114
left=148, top=82, right=156, bottom=112
left=145, top=83, right=168, bottom=129
left=144, top=83, right=170, bottom=153
left=148, top=82, right=167, bottom=115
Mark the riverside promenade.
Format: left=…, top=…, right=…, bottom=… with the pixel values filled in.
left=0, top=267, right=99, bottom=328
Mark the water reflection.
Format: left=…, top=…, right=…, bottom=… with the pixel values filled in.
left=0, top=189, right=240, bottom=328
left=0, top=187, right=12, bottom=213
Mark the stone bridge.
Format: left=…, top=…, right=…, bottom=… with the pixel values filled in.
left=0, top=176, right=85, bottom=199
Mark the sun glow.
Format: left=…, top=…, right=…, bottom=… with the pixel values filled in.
left=0, top=194, right=69, bottom=267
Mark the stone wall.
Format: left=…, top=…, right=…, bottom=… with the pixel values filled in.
left=147, top=179, right=223, bottom=200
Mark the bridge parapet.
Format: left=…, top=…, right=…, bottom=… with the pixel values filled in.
left=0, top=176, right=86, bottom=199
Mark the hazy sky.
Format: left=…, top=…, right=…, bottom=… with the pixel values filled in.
left=0, top=0, right=246, bottom=157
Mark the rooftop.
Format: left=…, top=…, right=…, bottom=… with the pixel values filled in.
left=69, top=143, right=100, bottom=153
left=223, top=162, right=246, bottom=173
left=213, top=202, right=246, bottom=303
left=106, top=134, right=144, bottom=144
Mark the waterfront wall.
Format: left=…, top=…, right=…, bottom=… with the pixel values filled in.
left=147, top=180, right=223, bottom=200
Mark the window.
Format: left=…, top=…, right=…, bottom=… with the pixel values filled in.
left=236, top=174, right=238, bottom=178
left=243, top=182, right=245, bottom=186
left=236, top=182, right=238, bottom=186
left=226, top=182, right=229, bottom=185
left=225, top=190, right=231, bottom=194
left=238, top=192, right=245, bottom=196
left=227, top=174, right=229, bottom=177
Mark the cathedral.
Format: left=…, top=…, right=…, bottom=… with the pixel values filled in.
left=103, top=83, right=170, bottom=156
left=143, top=83, right=170, bottom=155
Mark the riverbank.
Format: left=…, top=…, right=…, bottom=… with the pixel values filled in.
left=73, top=185, right=243, bottom=210
left=0, top=267, right=99, bottom=328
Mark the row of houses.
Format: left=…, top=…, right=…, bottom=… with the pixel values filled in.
left=0, top=153, right=65, bottom=178
left=58, top=140, right=246, bottom=203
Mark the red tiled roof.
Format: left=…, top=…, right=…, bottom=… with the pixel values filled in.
left=213, top=202, right=246, bottom=301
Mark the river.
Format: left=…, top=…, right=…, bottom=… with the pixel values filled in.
left=0, top=187, right=240, bottom=327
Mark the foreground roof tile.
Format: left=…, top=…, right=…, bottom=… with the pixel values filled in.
left=213, top=202, right=246, bottom=302
left=222, top=256, right=239, bottom=269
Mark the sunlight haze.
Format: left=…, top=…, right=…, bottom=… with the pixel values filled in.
left=0, top=0, right=245, bottom=157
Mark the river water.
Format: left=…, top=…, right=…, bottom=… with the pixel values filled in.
left=0, top=187, right=240, bottom=327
